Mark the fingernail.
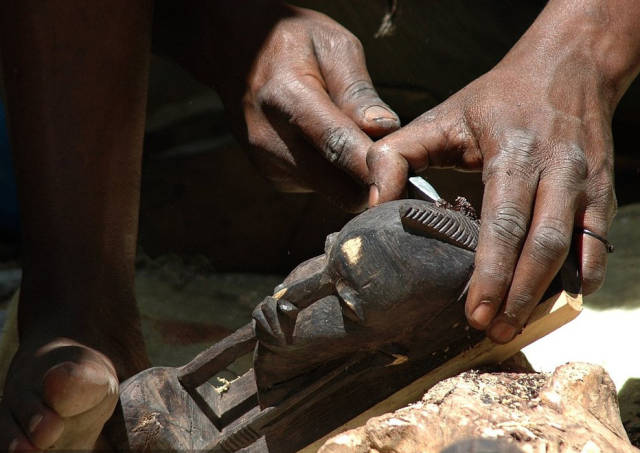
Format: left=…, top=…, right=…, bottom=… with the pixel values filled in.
left=369, top=184, right=379, bottom=206
left=470, top=302, right=494, bottom=328
left=490, top=322, right=517, bottom=343
left=29, top=413, right=43, bottom=433
left=8, top=439, right=18, bottom=453
left=364, top=105, right=398, bottom=124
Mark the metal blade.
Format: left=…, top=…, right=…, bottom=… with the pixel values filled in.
left=407, top=176, right=442, bottom=203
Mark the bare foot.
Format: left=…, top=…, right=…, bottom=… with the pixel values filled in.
left=0, top=338, right=122, bottom=451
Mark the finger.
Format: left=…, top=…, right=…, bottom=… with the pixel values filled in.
left=465, top=130, right=539, bottom=330
left=488, top=165, right=582, bottom=343
left=0, top=407, right=38, bottom=452
left=259, top=75, right=375, bottom=185
left=580, top=232, right=609, bottom=294
left=9, top=391, right=63, bottom=449
left=577, top=189, right=616, bottom=294
left=248, top=106, right=369, bottom=212
left=313, top=25, right=400, bottom=137
left=366, top=108, right=476, bottom=206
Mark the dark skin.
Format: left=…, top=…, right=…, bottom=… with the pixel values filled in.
left=168, top=1, right=401, bottom=212
left=0, top=1, right=152, bottom=450
left=367, top=0, right=640, bottom=342
left=0, top=0, right=638, bottom=449
left=0, top=1, right=398, bottom=449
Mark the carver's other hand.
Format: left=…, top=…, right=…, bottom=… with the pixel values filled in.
left=367, top=0, right=640, bottom=343
left=196, top=3, right=399, bottom=212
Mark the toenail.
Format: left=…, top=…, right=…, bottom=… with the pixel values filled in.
left=29, top=413, right=43, bottom=433
left=8, top=439, right=18, bottom=453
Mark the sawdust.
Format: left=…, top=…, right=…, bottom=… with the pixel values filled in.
left=215, top=376, right=234, bottom=394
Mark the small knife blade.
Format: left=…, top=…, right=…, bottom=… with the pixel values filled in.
left=407, top=176, right=442, bottom=203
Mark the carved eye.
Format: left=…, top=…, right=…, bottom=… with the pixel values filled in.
left=400, top=204, right=480, bottom=251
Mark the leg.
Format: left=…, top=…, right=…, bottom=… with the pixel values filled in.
left=0, top=1, right=152, bottom=449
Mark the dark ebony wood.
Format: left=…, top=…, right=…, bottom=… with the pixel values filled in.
left=178, top=323, right=256, bottom=388
left=117, top=198, right=574, bottom=452
left=252, top=200, right=478, bottom=407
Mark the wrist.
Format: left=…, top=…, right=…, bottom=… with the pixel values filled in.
left=501, top=0, right=640, bottom=113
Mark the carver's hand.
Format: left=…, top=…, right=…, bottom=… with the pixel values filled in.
left=367, top=0, right=640, bottom=343
left=197, top=3, right=399, bottom=212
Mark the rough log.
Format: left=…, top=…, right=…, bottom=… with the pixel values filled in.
left=319, top=362, right=638, bottom=453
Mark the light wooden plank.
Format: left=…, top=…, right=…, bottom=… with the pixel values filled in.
left=301, top=290, right=582, bottom=452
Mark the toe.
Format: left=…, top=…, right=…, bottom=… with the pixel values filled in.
left=9, top=391, right=63, bottom=449
left=0, top=406, right=39, bottom=452
left=4, top=341, right=121, bottom=450
left=42, top=360, right=118, bottom=418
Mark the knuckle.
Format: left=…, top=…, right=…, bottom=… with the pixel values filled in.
left=255, top=78, right=279, bottom=106
left=503, top=297, right=531, bottom=323
left=487, top=202, right=529, bottom=249
left=564, top=145, right=588, bottom=177
left=529, top=222, right=570, bottom=264
left=501, top=128, right=537, bottom=155
left=342, top=79, right=378, bottom=105
left=255, top=74, right=297, bottom=108
left=318, top=29, right=363, bottom=58
left=587, top=179, right=618, bottom=222
left=558, top=144, right=588, bottom=173
left=472, top=266, right=511, bottom=292
left=485, top=128, right=537, bottom=179
left=320, top=126, right=356, bottom=167
left=337, top=31, right=364, bottom=54
left=544, top=144, right=588, bottom=188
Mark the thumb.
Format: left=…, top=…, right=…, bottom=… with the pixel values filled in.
left=366, top=109, right=470, bottom=205
left=314, top=31, right=400, bottom=138
left=335, top=79, right=400, bottom=139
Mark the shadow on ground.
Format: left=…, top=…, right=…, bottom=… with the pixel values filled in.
left=620, top=378, right=640, bottom=447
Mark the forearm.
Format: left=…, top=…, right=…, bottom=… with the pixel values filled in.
left=0, top=2, right=152, bottom=320
left=502, top=0, right=640, bottom=112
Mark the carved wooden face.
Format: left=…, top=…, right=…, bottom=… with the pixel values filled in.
left=252, top=200, right=480, bottom=400
left=326, top=200, right=476, bottom=334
